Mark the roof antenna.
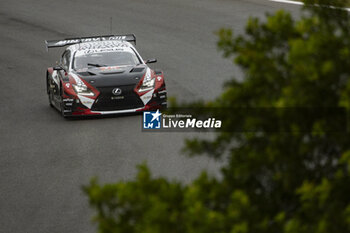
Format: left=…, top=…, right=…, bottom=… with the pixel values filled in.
left=109, top=17, right=113, bottom=34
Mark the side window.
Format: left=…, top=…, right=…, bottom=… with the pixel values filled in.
left=61, top=50, right=71, bottom=70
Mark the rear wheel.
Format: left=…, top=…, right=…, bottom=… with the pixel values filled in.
left=48, top=86, right=54, bottom=108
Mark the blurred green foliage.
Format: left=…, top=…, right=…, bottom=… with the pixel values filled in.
left=84, top=1, right=350, bottom=232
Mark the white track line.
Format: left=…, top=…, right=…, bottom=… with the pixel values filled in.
left=268, top=0, right=350, bottom=11
left=269, top=0, right=303, bottom=6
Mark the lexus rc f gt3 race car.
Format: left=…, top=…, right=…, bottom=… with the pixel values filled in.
left=45, top=34, right=167, bottom=117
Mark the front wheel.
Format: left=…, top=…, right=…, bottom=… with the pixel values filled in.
left=48, top=88, right=54, bottom=108
left=47, top=74, right=54, bottom=108
left=60, top=95, right=68, bottom=118
left=60, top=93, right=73, bottom=119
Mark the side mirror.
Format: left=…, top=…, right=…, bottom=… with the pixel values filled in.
left=53, top=66, right=63, bottom=71
left=145, top=58, right=157, bottom=64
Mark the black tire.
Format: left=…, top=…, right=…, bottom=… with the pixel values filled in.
left=59, top=87, right=66, bottom=117
left=59, top=84, right=70, bottom=119
left=60, top=99, right=67, bottom=118
left=47, top=75, right=54, bottom=108
left=48, top=87, right=54, bottom=108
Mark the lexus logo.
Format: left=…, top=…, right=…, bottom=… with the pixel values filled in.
left=112, top=88, right=122, bottom=95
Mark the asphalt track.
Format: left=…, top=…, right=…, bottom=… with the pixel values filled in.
left=0, top=0, right=299, bottom=232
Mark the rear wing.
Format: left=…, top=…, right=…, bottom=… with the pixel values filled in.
left=45, top=34, right=136, bottom=50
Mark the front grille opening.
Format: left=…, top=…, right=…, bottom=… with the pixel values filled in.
left=91, top=85, right=144, bottom=111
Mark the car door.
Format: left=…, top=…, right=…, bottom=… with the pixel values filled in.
left=54, top=50, right=71, bottom=99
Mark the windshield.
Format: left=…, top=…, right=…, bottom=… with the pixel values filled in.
left=74, top=51, right=140, bottom=70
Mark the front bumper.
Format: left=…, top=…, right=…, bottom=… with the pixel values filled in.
left=62, top=86, right=167, bottom=116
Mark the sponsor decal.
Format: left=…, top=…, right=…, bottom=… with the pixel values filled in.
left=77, top=95, right=94, bottom=109
left=140, top=90, right=154, bottom=105
left=54, top=36, right=127, bottom=47
left=100, top=66, right=120, bottom=71
left=111, top=96, right=124, bottom=100
left=79, top=44, right=128, bottom=53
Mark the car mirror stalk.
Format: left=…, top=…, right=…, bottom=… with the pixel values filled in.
left=53, top=66, right=63, bottom=71
left=145, top=59, right=157, bottom=64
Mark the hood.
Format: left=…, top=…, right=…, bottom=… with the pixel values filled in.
left=74, top=64, right=147, bottom=88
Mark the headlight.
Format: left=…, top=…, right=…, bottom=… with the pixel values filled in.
left=138, top=69, right=155, bottom=92
left=138, top=78, right=155, bottom=92
left=72, top=84, right=95, bottom=96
